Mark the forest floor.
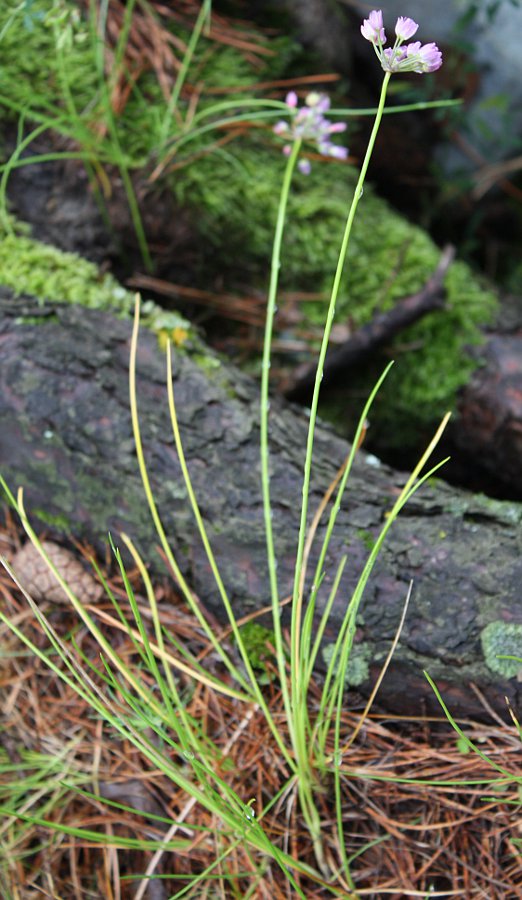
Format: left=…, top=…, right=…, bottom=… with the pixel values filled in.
left=1, top=511, right=521, bottom=899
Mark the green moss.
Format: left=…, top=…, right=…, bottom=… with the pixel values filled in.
left=480, top=622, right=522, bottom=679
left=321, top=641, right=371, bottom=687
left=375, top=260, right=497, bottom=437
left=236, top=622, right=278, bottom=683
left=0, top=1, right=289, bottom=173
left=192, top=353, right=222, bottom=373
left=0, top=225, right=245, bottom=392
left=32, top=508, right=72, bottom=532
left=0, top=228, right=194, bottom=341
left=356, top=529, right=375, bottom=552
left=237, top=622, right=275, bottom=666
left=0, top=231, right=136, bottom=314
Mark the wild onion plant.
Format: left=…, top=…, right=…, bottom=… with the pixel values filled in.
left=0, top=10, right=486, bottom=898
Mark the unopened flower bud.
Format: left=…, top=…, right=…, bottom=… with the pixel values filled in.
left=361, top=9, right=386, bottom=44
left=395, top=16, right=418, bottom=41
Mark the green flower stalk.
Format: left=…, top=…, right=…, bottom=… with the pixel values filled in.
left=260, top=8, right=445, bottom=876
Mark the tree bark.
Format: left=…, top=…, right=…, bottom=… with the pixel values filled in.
left=451, top=326, right=522, bottom=498
left=1, top=287, right=521, bottom=719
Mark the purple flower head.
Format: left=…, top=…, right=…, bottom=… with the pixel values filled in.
left=361, top=10, right=386, bottom=44
left=395, top=16, right=418, bottom=41
left=361, top=10, right=442, bottom=75
left=273, top=90, right=348, bottom=173
left=407, top=40, right=443, bottom=73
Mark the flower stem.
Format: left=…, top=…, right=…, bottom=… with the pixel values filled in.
left=290, top=72, right=392, bottom=731
left=260, top=139, right=301, bottom=741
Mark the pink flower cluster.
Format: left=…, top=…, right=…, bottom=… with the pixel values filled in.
left=273, top=91, right=348, bottom=174
left=361, top=10, right=442, bottom=74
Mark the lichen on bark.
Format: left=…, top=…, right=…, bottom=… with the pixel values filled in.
left=481, top=622, right=522, bottom=678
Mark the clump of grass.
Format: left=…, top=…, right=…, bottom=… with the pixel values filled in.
left=1, top=542, right=521, bottom=896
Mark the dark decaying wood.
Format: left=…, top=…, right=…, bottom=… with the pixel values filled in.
left=452, top=329, right=522, bottom=496
left=0, top=287, right=521, bottom=718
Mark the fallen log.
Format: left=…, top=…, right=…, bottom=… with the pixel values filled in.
left=6, top=142, right=522, bottom=496
left=0, top=286, right=521, bottom=719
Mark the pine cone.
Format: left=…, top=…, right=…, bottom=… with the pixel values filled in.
left=10, top=540, right=103, bottom=605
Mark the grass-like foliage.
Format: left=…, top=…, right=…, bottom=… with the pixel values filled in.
left=2, top=4, right=517, bottom=897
